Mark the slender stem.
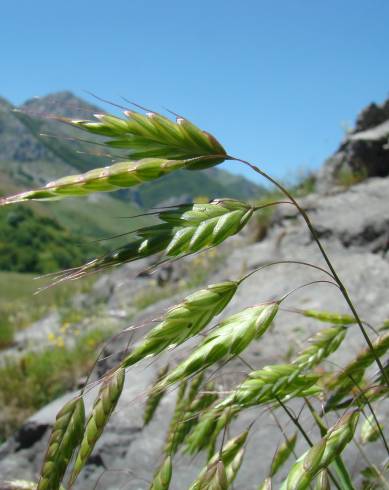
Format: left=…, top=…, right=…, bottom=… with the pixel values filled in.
left=228, top=155, right=389, bottom=387
left=239, top=259, right=336, bottom=283
left=269, top=408, right=298, bottom=459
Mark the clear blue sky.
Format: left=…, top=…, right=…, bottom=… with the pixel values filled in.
left=2, top=0, right=389, bottom=183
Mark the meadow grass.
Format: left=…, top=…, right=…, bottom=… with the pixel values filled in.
left=0, top=328, right=107, bottom=440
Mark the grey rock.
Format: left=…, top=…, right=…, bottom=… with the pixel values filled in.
left=317, top=97, right=389, bottom=193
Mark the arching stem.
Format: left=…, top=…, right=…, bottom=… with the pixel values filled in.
left=228, top=155, right=389, bottom=388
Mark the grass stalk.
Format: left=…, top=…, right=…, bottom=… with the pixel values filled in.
left=228, top=155, right=389, bottom=388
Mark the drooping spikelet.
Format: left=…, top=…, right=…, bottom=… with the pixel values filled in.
left=122, top=280, right=238, bottom=368
left=164, top=381, right=189, bottom=455
left=0, top=159, right=185, bottom=205
left=207, top=431, right=248, bottom=483
left=70, top=110, right=227, bottom=166
left=216, top=364, right=320, bottom=410
left=149, top=456, right=172, bottom=490
left=360, top=415, right=383, bottom=445
left=188, top=460, right=229, bottom=490
left=226, top=448, right=245, bottom=485
left=1, top=109, right=227, bottom=206
left=144, top=364, right=170, bottom=426
left=37, top=397, right=85, bottom=490
left=68, top=368, right=125, bottom=485
left=270, top=433, right=297, bottom=477
left=284, top=411, right=359, bottom=490
left=185, top=407, right=235, bottom=456
left=295, top=309, right=357, bottom=325
left=169, top=383, right=219, bottom=453
left=292, top=326, right=347, bottom=371
left=70, top=200, right=254, bottom=277
left=157, top=303, right=279, bottom=389
left=325, top=332, right=389, bottom=411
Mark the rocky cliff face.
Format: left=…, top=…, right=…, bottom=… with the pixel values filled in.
left=317, top=96, right=389, bottom=192
left=0, top=174, right=388, bottom=489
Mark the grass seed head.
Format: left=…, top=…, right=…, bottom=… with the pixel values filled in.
left=69, top=368, right=125, bottom=485
left=225, top=447, right=245, bottom=484
left=37, top=397, right=85, bottom=490
left=144, top=364, right=170, bottom=426
left=158, top=303, right=279, bottom=389
left=293, top=326, right=347, bottom=371
left=217, top=364, right=320, bottom=409
left=122, top=280, right=238, bottom=368
left=298, top=309, right=356, bottom=325
left=0, top=159, right=185, bottom=205
left=286, top=411, right=359, bottom=490
left=189, top=460, right=229, bottom=490
left=270, top=433, right=297, bottom=477
left=71, top=200, right=253, bottom=278
left=149, top=456, right=172, bottom=490
left=360, top=415, right=383, bottom=445
left=71, top=109, right=227, bottom=166
left=325, top=333, right=389, bottom=411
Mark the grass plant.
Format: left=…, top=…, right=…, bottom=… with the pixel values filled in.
left=2, top=105, right=389, bottom=489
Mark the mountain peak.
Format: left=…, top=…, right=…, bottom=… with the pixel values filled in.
left=20, top=91, right=100, bottom=119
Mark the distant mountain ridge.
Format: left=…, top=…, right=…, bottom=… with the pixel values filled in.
left=0, top=91, right=263, bottom=207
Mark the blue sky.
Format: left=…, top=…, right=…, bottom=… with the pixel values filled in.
left=1, top=0, right=389, bottom=183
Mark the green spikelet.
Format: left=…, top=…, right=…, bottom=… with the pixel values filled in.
left=325, top=333, right=389, bottom=411
left=225, top=447, right=245, bottom=485
left=314, top=470, right=330, bottom=489
left=171, top=383, right=219, bottom=452
left=144, top=365, right=170, bottom=426
left=70, top=109, right=227, bottom=166
left=158, top=303, right=279, bottom=389
left=164, top=381, right=188, bottom=455
left=68, top=368, right=125, bottom=486
left=217, top=364, right=320, bottom=409
left=185, top=409, right=222, bottom=455
left=122, top=280, right=238, bottom=368
left=191, top=431, right=248, bottom=487
left=1, top=108, right=228, bottom=207
left=360, top=415, right=383, bottom=444
left=0, top=159, right=185, bottom=205
left=209, top=431, right=248, bottom=482
left=189, top=460, right=229, bottom=490
left=207, top=409, right=235, bottom=460
left=185, top=407, right=236, bottom=456
left=186, top=373, right=206, bottom=403
left=285, top=411, right=360, bottom=490
left=71, top=200, right=254, bottom=277
left=37, top=397, right=85, bottom=490
left=270, top=433, right=297, bottom=477
left=293, top=326, right=347, bottom=371
left=296, top=309, right=357, bottom=325
left=149, top=456, right=172, bottom=490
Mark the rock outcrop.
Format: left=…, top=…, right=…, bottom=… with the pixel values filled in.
left=317, top=96, right=389, bottom=192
